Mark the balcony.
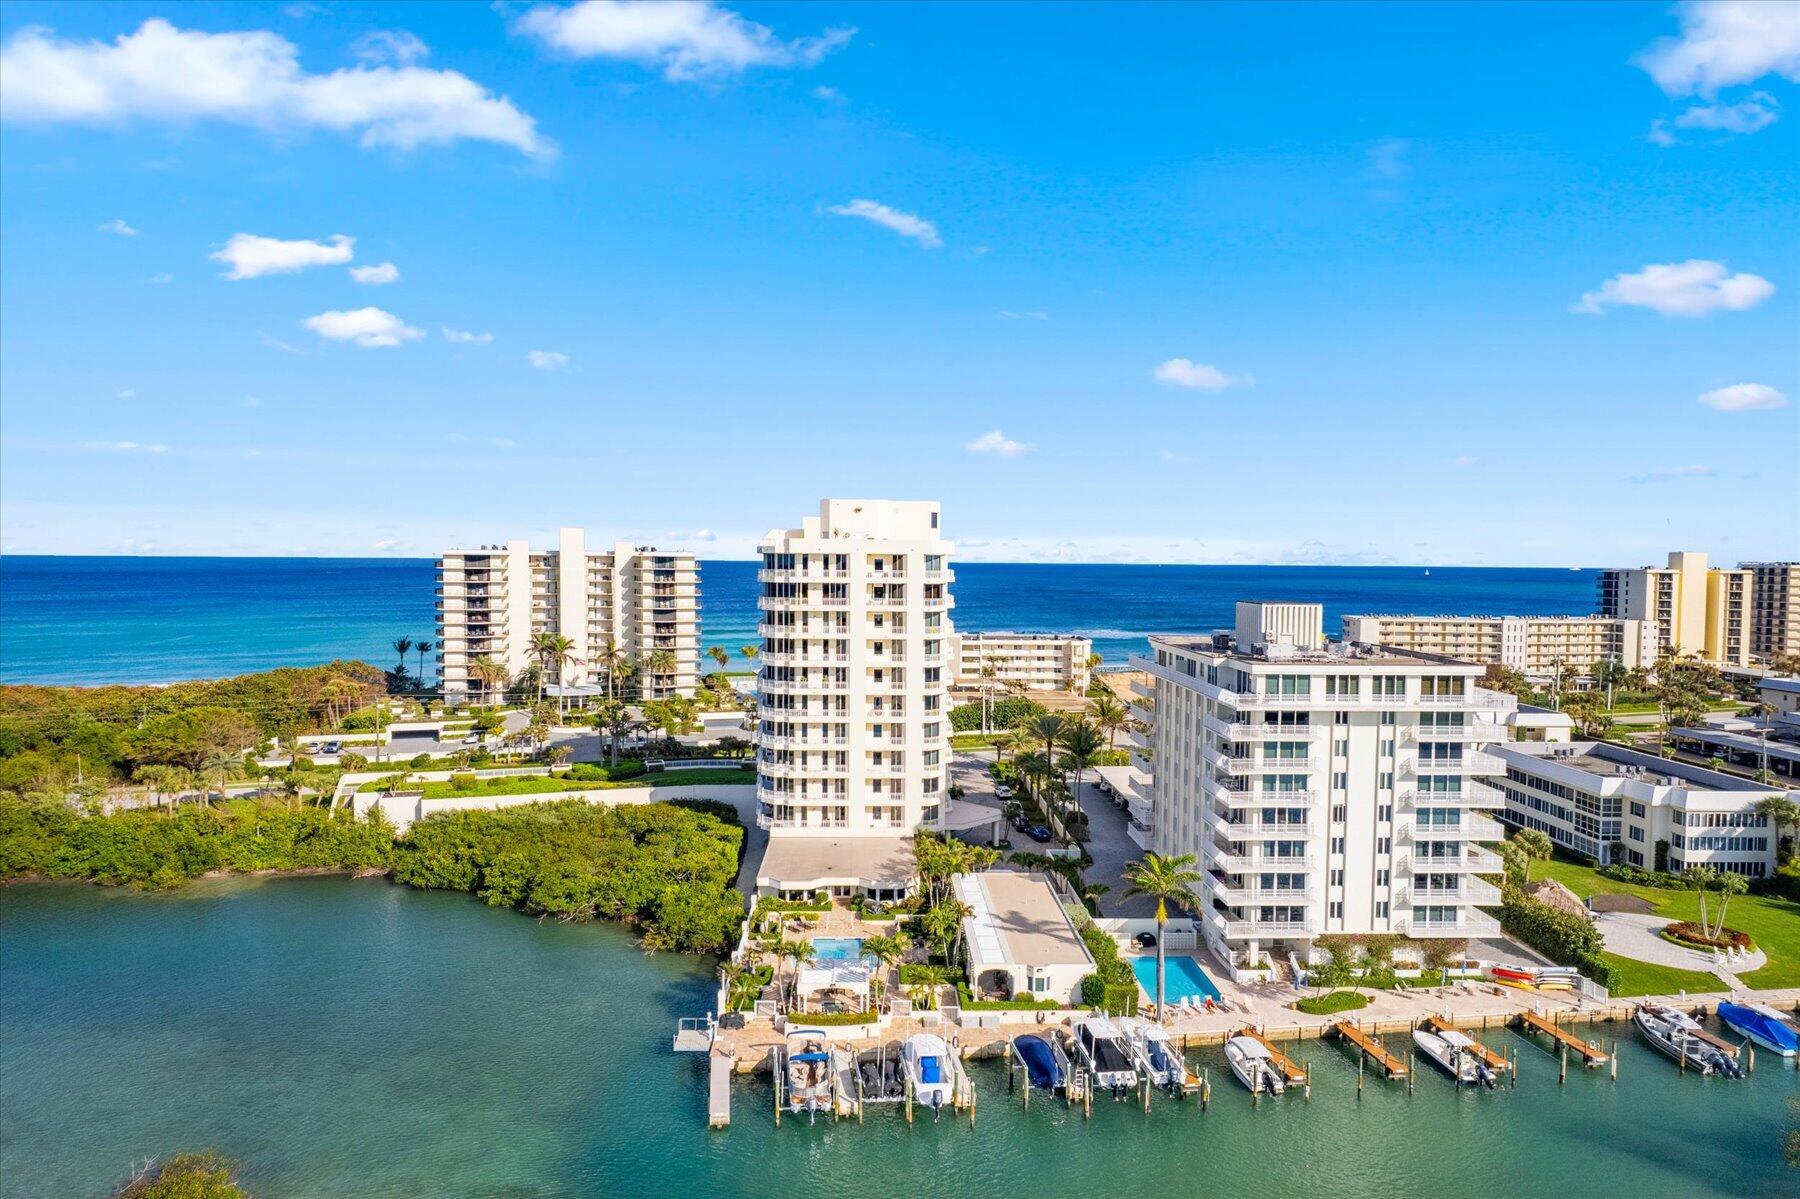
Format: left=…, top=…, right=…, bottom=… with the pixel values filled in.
left=1217, top=788, right=1317, bottom=809
left=1398, top=781, right=1506, bottom=808
left=1404, top=878, right=1502, bottom=905
left=1406, top=846, right=1506, bottom=873
left=1400, top=911, right=1502, bottom=938
left=1207, top=714, right=1314, bottom=740
left=1403, top=725, right=1497, bottom=743
left=1216, top=853, right=1310, bottom=872
left=1406, top=751, right=1506, bottom=776
left=1223, top=753, right=1314, bottom=775
left=758, top=676, right=850, bottom=695
left=761, top=595, right=849, bottom=611
left=1220, top=917, right=1315, bottom=939
left=756, top=759, right=849, bottom=779
left=1409, top=813, right=1508, bottom=841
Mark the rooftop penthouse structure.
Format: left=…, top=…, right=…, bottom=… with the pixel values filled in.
left=1492, top=741, right=1783, bottom=877
left=1132, top=602, right=1515, bottom=970
left=436, top=529, right=700, bottom=703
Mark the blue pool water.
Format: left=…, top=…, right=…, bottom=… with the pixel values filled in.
left=809, top=937, right=867, bottom=962
left=1131, top=954, right=1222, bottom=1004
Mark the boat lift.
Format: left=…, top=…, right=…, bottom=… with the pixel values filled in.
left=1421, top=1015, right=1516, bottom=1087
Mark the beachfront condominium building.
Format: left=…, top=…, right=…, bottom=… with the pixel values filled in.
left=436, top=528, right=700, bottom=703
left=1341, top=614, right=1655, bottom=681
left=951, top=632, right=1094, bottom=694
left=1133, top=602, right=1514, bottom=970
left=1744, top=562, right=1800, bottom=663
left=1596, top=551, right=1752, bottom=667
left=753, top=500, right=958, bottom=899
left=1492, top=741, right=1783, bottom=877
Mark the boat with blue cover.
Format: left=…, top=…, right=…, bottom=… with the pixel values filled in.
left=1011, top=1034, right=1066, bottom=1092
left=1716, top=1001, right=1798, bottom=1057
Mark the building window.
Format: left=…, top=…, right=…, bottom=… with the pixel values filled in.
left=1329, top=901, right=1343, bottom=919
left=1330, top=836, right=1345, bottom=853
left=1329, top=868, right=1344, bottom=885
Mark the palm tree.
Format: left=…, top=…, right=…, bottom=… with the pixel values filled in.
left=531, top=632, right=578, bottom=709
left=1087, top=691, right=1129, bottom=751
left=977, top=664, right=999, bottom=731
left=595, top=637, right=629, bottom=700
left=200, top=750, right=239, bottom=808
left=738, top=645, right=759, bottom=663
left=1754, top=795, right=1800, bottom=864
left=469, top=655, right=508, bottom=707
left=392, top=637, right=414, bottom=683
left=708, top=645, right=731, bottom=672
left=906, top=964, right=954, bottom=1011
left=1122, top=852, right=1204, bottom=1023
left=643, top=648, right=677, bottom=699
left=996, top=726, right=1031, bottom=769
left=1061, top=719, right=1105, bottom=812
left=862, top=933, right=906, bottom=1005
left=1025, top=712, right=1066, bottom=814
left=1512, top=828, right=1553, bottom=882
left=415, top=640, right=434, bottom=690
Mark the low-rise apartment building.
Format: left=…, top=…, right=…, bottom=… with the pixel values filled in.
left=437, top=528, right=700, bottom=703
left=951, top=631, right=1093, bottom=693
left=1342, top=613, right=1654, bottom=680
left=1492, top=741, right=1782, bottom=877
left=1133, top=601, right=1515, bottom=971
left=1597, top=550, right=1752, bottom=666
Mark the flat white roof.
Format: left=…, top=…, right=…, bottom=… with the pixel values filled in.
left=756, top=835, right=917, bottom=888
left=954, top=871, right=1093, bottom=971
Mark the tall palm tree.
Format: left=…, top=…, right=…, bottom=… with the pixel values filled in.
left=1026, top=712, right=1067, bottom=816
left=644, top=648, right=678, bottom=698
left=1060, top=719, right=1105, bottom=813
left=200, top=750, right=239, bottom=808
left=392, top=637, right=414, bottom=682
left=1754, top=795, right=1800, bottom=864
left=469, top=655, right=507, bottom=707
left=978, top=664, right=999, bottom=731
left=1122, top=852, right=1204, bottom=1023
left=708, top=645, right=731, bottom=672
left=415, top=640, right=434, bottom=690
left=1087, top=692, right=1129, bottom=751
left=1512, top=828, right=1553, bottom=881
left=739, top=645, right=759, bottom=663
left=531, top=632, right=578, bottom=709
left=594, top=637, right=628, bottom=700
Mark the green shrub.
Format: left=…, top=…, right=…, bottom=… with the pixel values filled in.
left=448, top=772, right=478, bottom=792
left=798, top=1010, right=878, bottom=1026
left=1499, top=887, right=1619, bottom=989
left=949, top=697, right=1047, bottom=732
left=408, top=753, right=432, bottom=769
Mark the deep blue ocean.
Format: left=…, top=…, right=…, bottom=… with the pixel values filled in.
left=0, top=557, right=1602, bottom=685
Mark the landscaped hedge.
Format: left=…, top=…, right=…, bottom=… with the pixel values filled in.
left=1296, top=990, right=1369, bottom=1016
left=796, top=1010, right=879, bottom=1026
left=948, top=698, right=1048, bottom=732
left=1661, top=921, right=1754, bottom=951
left=1499, top=887, right=1619, bottom=990
left=1597, top=863, right=1695, bottom=890
left=1076, top=924, right=1138, bottom=1015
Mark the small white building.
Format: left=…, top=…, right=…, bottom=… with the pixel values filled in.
left=952, top=631, right=1093, bottom=693
left=954, top=871, right=1094, bottom=1005
left=1492, top=741, right=1783, bottom=876
left=1758, top=676, right=1800, bottom=716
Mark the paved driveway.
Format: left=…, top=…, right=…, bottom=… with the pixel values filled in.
left=1596, top=911, right=1759, bottom=975
left=1072, top=775, right=1157, bottom=917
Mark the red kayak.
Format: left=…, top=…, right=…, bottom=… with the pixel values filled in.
left=1491, top=966, right=1535, bottom=982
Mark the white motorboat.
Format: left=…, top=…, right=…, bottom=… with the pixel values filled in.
left=1118, top=1016, right=1196, bottom=1093
left=1634, top=1004, right=1742, bottom=1078
left=901, top=1033, right=956, bottom=1113
left=1411, top=1028, right=1495, bottom=1088
left=1224, top=1034, right=1285, bottom=1094
left=1717, top=1001, right=1799, bottom=1057
left=782, top=1029, right=834, bottom=1115
left=1070, top=1016, right=1140, bottom=1095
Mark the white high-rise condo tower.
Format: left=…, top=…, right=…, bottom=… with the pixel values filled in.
left=753, top=500, right=963, bottom=900
left=436, top=528, right=700, bottom=704
left=1132, top=602, right=1515, bottom=974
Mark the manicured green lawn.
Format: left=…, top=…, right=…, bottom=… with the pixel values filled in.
left=1531, top=858, right=1800, bottom=992
left=1296, top=990, right=1370, bottom=1015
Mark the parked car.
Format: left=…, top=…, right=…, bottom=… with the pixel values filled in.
left=1026, top=824, right=1053, bottom=843
left=318, top=741, right=342, bottom=754
left=1011, top=813, right=1032, bottom=832
left=461, top=732, right=484, bottom=745
left=994, top=783, right=1013, bottom=799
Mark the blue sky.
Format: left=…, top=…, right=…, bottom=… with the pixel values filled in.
left=1, top=1, right=1795, bottom=565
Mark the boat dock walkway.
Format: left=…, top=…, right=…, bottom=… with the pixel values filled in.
left=1231, top=1027, right=1308, bottom=1085
left=1514, top=1010, right=1609, bottom=1066
left=1332, top=1020, right=1407, bottom=1078
left=708, top=1049, right=733, bottom=1128
left=1420, top=1015, right=1512, bottom=1074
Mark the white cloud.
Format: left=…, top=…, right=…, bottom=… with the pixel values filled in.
left=352, top=30, right=429, bottom=66
left=372, top=538, right=399, bottom=550
left=1572, top=259, right=1774, bottom=316
left=302, top=306, right=422, bottom=348
left=965, top=430, right=1032, bottom=457
left=349, top=261, right=400, bottom=285
left=1153, top=358, right=1248, bottom=391
left=527, top=349, right=570, bottom=369
left=1365, top=136, right=1410, bottom=179
left=1636, top=1, right=1800, bottom=96
left=148, top=271, right=173, bottom=284
left=0, top=19, right=551, bottom=159
left=97, top=217, right=137, bottom=236
left=443, top=327, right=493, bottom=344
left=811, top=85, right=844, bottom=103
left=515, top=1, right=853, bottom=82
left=1698, top=382, right=1788, bottom=411
left=1675, top=91, right=1780, bottom=133
left=825, top=198, right=941, bottom=247
left=1646, top=118, right=1679, bottom=146
left=999, top=309, right=1048, bottom=320
left=86, top=439, right=167, bottom=454
left=212, top=232, right=353, bottom=280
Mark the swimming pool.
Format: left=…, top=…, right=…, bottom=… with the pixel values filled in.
left=809, top=937, right=868, bottom=963
left=1130, top=954, right=1222, bottom=1004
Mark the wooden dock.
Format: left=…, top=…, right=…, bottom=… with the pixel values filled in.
left=1333, top=1020, right=1407, bottom=1078
left=1231, top=1027, right=1308, bottom=1085
left=1514, top=1010, right=1609, bottom=1065
left=707, top=1051, right=732, bottom=1128
left=1421, top=1015, right=1512, bottom=1074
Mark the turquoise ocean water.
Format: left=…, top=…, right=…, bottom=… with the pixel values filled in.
left=2, top=878, right=1793, bottom=1199
left=0, top=557, right=1602, bottom=684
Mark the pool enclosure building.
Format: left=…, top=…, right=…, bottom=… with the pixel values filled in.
left=954, top=871, right=1094, bottom=1005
